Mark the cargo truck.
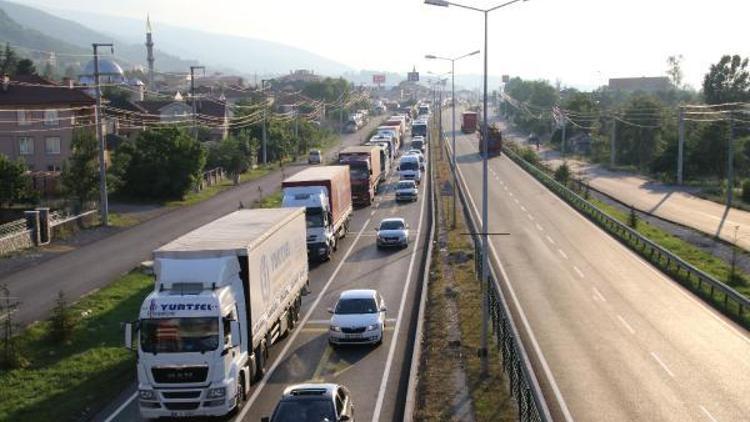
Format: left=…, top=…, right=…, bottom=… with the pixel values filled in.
left=339, top=145, right=382, bottom=206
left=364, top=142, right=391, bottom=179
left=377, top=125, right=402, bottom=149
left=125, top=208, right=309, bottom=419
left=461, top=111, right=477, bottom=133
left=479, top=124, right=503, bottom=157
left=282, top=166, right=353, bottom=261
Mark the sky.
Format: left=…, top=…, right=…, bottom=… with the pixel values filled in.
left=22, top=0, right=750, bottom=90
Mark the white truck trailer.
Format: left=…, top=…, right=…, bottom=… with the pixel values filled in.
left=125, top=208, right=309, bottom=418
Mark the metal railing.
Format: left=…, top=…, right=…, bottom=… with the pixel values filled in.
left=504, top=145, right=750, bottom=325
left=0, top=218, right=27, bottom=239
left=450, top=142, right=551, bottom=422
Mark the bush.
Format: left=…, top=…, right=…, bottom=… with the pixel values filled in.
left=51, top=291, right=76, bottom=343
left=742, top=180, right=750, bottom=203
left=554, top=162, right=571, bottom=185
left=628, top=206, right=639, bottom=229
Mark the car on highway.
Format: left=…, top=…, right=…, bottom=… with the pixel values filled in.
left=375, top=217, right=409, bottom=248
left=395, top=180, right=418, bottom=202
left=411, top=137, right=425, bottom=153
left=308, top=149, right=322, bottom=164
left=328, top=289, right=387, bottom=346
left=398, top=155, right=422, bottom=184
left=406, top=149, right=426, bottom=170
left=262, top=383, right=355, bottom=422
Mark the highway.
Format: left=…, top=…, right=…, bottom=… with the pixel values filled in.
left=450, top=113, right=750, bottom=421
left=100, top=137, right=430, bottom=422
left=0, top=118, right=386, bottom=328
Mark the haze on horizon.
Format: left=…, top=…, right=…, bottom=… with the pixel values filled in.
left=19, top=0, right=750, bottom=90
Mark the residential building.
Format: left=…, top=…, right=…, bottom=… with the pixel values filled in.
left=0, top=74, right=96, bottom=171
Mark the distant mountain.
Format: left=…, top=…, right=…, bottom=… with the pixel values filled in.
left=0, top=0, right=197, bottom=72
left=34, top=7, right=354, bottom=78
left=0, top=8, right=85, bottom=57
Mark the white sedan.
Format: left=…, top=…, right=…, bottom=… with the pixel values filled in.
left=328, top=289, right=387, bottom=346
left=375, top=217, right=409, bottom=248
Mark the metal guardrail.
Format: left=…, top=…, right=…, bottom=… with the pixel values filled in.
left=449, top=143, right=551, bottom=422
left=504, top=145, right=750, bottom=324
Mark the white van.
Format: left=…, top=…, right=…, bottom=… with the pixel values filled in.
left=398, top=155, right=422, bottom=184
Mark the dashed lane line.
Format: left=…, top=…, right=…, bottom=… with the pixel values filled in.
left=699, top=405, right=719, bottom=422
left=573, top=266, right=584, bottom=279
left=616, top=314, right=636, bottom=335
left=558, top=249, right=568, bottom=260
left=650, top=352, right=675, bottom=378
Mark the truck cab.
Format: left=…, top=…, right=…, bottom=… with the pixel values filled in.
left=340, top=156, right=373, bottom=205
left=282, top=187, right=335, bottom=258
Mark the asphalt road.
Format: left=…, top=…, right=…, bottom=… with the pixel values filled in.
left=500, top=119, right=750, bottom=251
left=451, top=120, right=750, bottom=421
left=99, top=137, right=430, bottom=422
left=0, top=117, right=385, bottom=327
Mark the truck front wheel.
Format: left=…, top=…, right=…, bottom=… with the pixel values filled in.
left=253, top=344, right=267, bottom=382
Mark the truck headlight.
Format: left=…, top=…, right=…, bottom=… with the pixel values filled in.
left=139, top=389, right=156, bottom=400
left=330, top=325, right=342, bottom=332
left=207, top=387, right=226, bottom=398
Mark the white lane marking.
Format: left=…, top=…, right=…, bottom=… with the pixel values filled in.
left=699, top=405, right=719, bottom=422
left=546, top=235, right=555, bottom=245
left=306, top=318, right=397, bottom=325
left=454, top=156, right=572, bottom=422
left=509, top=191, right=514, bottom=197
left=372, top=167, right=428, bottom=422
left=527, top=214, right=534, bottom=221
left=103, top=392, right=137, bottom=422
left=504, top=186, right=509, bottom=191
left=535, top=223, right=543, bottom=231
left=616, top=315, right=636, bottom=335
left=500, top=149, right=750, bottom=346
left=500, top=180, right=505, bottom=185
left=558, top=249, right=568, bottom=260
left=513, top=198, right=519, bottom=205
left=371, top=210, right=376, bottom=216
left=650, top=352, right=675, bottom=378
left=520, top=205, right=527, bottom=212
left=592, top=286, right=606, bottom=302
left=573, top=266, right=585, bottom=279
left=238, top=216, right=373, bottom=418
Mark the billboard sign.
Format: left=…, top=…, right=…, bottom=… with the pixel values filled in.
left=373, top=74, right=386, bottom=84
left=502, top=74, right=510, bottom=83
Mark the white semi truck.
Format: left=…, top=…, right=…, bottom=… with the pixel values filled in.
left=125, top=208, right=309, bottom=418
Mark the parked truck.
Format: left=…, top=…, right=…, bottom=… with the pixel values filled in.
left=479, top=124, right=503, bottom=157
left=282, top=166, right=353, bottom=261
left=125, top=208, right=309, bottom=419
left=339, top=145, right=382, bottom=206
left=461, top=111, right=477, bottom=133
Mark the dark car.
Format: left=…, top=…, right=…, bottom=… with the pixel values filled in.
left=263, top=383, right=355, bottom=422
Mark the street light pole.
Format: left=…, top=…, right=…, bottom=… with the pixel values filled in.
left=190, top=66, right=205, bottom=142
left=426, top=49, right=480, bottom=229
left=92, top=42, right=113, bottom=226
left=425, top=0, right=529, bottom=378
left=261, top=79, right=269, bottom=164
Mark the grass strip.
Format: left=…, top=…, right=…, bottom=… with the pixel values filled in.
left=0, top=271, right=153, bottom=421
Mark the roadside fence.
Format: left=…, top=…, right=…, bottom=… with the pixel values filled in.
left=0, top=208, right=97, bottom=257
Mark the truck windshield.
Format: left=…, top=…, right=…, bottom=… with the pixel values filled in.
left=306, top=208, right=325, bottom=228
left=412, top=124, right=427, bottom=137
left=400, top=161, right=418, bottom=171
left=141, top=317, right=219, bottom=353
left=348, top=164, right=369, bottom=180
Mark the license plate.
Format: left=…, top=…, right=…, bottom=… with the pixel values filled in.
left=171, top=411, right=193, bottom=417
left=345, top=334, right=360, bottom=339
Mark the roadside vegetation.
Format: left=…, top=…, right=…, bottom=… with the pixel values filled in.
left=416, top=129, right=516, bottom=421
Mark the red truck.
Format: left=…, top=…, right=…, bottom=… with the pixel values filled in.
left=479, top=124, right=503, bottom=157
left=461, top=111, right=478, bottom=133
left=339, top=145, right=382, bottom=206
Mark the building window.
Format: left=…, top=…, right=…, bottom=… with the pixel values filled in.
left=44, top=109, right=59, bottom=126
left=17, top=110, right=34, bottom=126
left=19, top=137, right=34, bottom=155
left=45, top=137, right=61, bottom=155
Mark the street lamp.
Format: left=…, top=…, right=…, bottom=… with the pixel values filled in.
left=426, top=49, right=480, bottom=228
left=425, top=0, right=529, bottom=376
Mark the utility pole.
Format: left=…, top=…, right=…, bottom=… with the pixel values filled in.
left=728, top=112, right=735, bottom=207
left=677, top=109, right=685, bottom=185
left=479, top=9, right=489, bottom=377
left=610, top=118, right=616, bottom=168
left=92, top=43, right=113, bottom=226
left=561, top=111, right=567, bottom=158
left=451, top=62, right=457, bottom=228
left=190, top=65, right=205, bottom=142
left=261, top=79, right=269, bottom=164
left=439, top=81, right=444, bottom=160
left=294, top=104, right=300, bottom=157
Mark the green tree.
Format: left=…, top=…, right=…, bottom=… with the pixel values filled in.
left=0, top=43, right=17, bottom=76
left=61, top=129, right=99, bottom=211
left=0, top=154, right=32, bottom=207
left=206, top=135, right=253, bottom=184
left=666, top=55, right=684, bottom=88
left=112, top=127, right=206, bottom=199
left=15, top=59, right=36, bottom=76
left=703, top=55, right=750, bottom=105
left=615, top=95, right=665, bottom=169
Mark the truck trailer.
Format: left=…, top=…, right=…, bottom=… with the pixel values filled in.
left=125, top=209, right=309, bottom=419
left=282, top=166, right=353, bottom=261
left=461, top=111, right=477, bottom=133
left=479, top=124, right=503, bottom=157
left=339, top=145, right=382, bottom=206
